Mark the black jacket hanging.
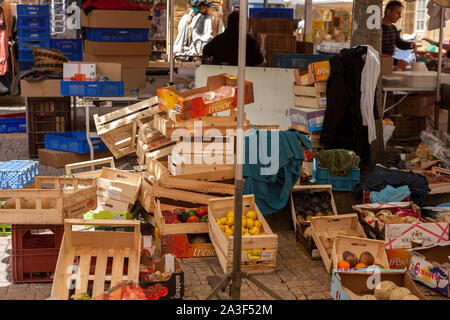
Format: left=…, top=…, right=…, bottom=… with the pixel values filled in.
left=320, top=46, right=371, bottom=164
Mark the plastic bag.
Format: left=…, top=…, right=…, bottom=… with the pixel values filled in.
left=383, top=124, right=396, bottom=150
left=420, top=130, right=450, bottom=160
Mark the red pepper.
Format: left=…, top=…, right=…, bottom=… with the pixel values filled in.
left=187, top=216, right=200, bottom=223
left=196, top=206, right=208, bottom=218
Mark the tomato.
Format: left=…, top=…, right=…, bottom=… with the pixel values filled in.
left=187, top=216, right=200, bottom=223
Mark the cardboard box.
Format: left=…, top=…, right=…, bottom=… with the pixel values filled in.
left=63, top=62, right=96, bottom=81
left=81, top=10, right=152, bottom=29
left=83, top=52, right=149, bottom=69
left=140, top=254, right=185, bottom=300
left=38, top=148, right=112, bottom=168
left=157, top=73, right=254, bottom=120
left=398, top=93, right=436, bottom=117
left=84, top=40, right=152, bottom=56
left=391, top=114, right=426, bottom=138
left=294, top=61, right=330, bottom=86
left=331, top=269, right=428, bottom=300
left=122, top=68, right=146, bottom=89
left=386, top=249, right=412, bottom=269
left=381, top=56, right=394, bottom=76
left=289, top=107, right=326, bottom=133
left=408, top=242, right=450, bottom=297
left=96, top=62, right=122, bottom=81
left=255, top=33, right=296, bottom=53
left=20, top=79, right=61, bottom=97
left=159, top=232, right=217, bottom=258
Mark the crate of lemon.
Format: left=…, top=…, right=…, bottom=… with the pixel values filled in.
left=208, top=195, right=278, bottom=275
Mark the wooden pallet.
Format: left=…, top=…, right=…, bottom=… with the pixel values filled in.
left=97, top=167, right=142, bottom=205
left=0, top=177, right=97, bottom=224
left=208, top=195, right=278, bottom=275
left=51, top=219, right=141, bottom=300
left=65, top=157, right=116, bottom=179
left=93, top=96, right=160, bottom=159
left=293, top=82, right=327, bottom=109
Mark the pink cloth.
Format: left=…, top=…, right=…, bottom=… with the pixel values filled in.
left=0, top=28, right=8, bottom=76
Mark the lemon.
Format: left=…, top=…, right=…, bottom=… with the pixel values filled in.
left=220, top=217, right=227, bottom=225
left=246, top=218, right=255, bottom=229
left=231, top=225, right=234, bottom=232
left=250, top=227, right=261, bottom=235
left=243, top=232, right=252, bottom=236
left=254, top=220, right=262, bottom=229
left=242, top=227, right=249, bottom=234
left=225, top=229, right=234, bottom=237
left=260, top=232, right=268, bottom=235
left=242, top=218, right=247, bottom=228
left=216, top=218, right=222, bottom=224
left=226, top=211, right=234, bottom=218
left=219, top=224, right=226, bottom=231
left=246, top=210, right=257, bottom=220
left=227, top=216, right=234, bottom=226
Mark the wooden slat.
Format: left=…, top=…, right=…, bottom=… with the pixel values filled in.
left=94, top=97, right=158, bottom=126
left=160, top=177, right=235, bottom=195
left=154, top=185, right=215, bottom=204
left=126, top=250, right=140, bottom=284
left=110, top=248, right=125, bottom=287
left=92, top=248, right=108, bottom=298
left=56, top=246, right=76, bottom=300
left=75, top=247, right=93, bottom=295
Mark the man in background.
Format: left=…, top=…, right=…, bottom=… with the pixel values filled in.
left=382, top=0, right=417, bottom=70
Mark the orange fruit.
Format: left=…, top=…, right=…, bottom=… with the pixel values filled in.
left=337, top=260, right=351, bottom=269
left=355, top=263, right=367, bottom=269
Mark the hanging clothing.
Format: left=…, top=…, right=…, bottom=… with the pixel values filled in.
left=360, top=45, right=380, bottom=145
left=174, top=10, right=195, bottom=56
left=210, top=13, right=225, bottom=37
left=0, top=18, right=8, bottom=77
left=427, top=0, right=450, bottom=31
left=82, top=0, right=147, bottom=14
left=243, top=129, right=311, bottom=216
left=174, top=10, right=213, bottom=57
left=320, top=46, right=372, bottom=164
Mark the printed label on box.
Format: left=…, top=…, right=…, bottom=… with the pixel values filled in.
left=385, top=222, right=449, bottom=249
left=409, top=254, right=449, bottom=296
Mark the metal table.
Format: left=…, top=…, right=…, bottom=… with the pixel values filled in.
left=382, top=86, right=437, bottom=115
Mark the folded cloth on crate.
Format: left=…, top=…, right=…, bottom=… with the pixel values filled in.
left=369, top=185, right=411, bottom=203
left=11, top=69, right=62, bottom=96
left=243, top=129, right=311, bottom=216
left=314, top=149, right=360, bottom=176
left=354, top=165, right=430, bottom=206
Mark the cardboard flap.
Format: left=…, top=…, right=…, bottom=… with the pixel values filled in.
left=408, top=242, right=450, bottom=266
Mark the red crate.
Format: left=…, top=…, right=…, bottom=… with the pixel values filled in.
left=11, top=224, right=64, bottom=283
left=362, top=190, right=411, bottom=204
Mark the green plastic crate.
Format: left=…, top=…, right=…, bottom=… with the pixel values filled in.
left=0, top=224, right=11, bottom=236
left=83, top=211, right=133, bottom=231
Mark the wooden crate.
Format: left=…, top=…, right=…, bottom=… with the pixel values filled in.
left=51, top=219, right=141, bottom=300
left=310, top=214, right=367, bottom=274
left=169, top=158, right=235, bottom=176
left=293, top=82, right=327, bottom=109
left=0, top=177, right=97, bottom=225
left=154, top=199, right=209, bottom=235
left=93, top=96, right=160, bottom=159
left=332, top=235, right=390, bottom=270
left=96, top=196, right=132, bottom=213
left=137, top=139, right=175, bottom=166
left=208, top=195, right=278, bottom=275
left=65, top=157, right=116, bottom=179
left=289, top=184, right=337, bottom=234
left=97, top=167, right=142, bottom=205
left=153, top=110, right=250, bottom=138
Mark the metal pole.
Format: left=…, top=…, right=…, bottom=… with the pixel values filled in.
left=230, top=0, right=247, bottom=300
left=435, top=8, right=444, bottom=130
left=169, top=0, right=175, bottom=85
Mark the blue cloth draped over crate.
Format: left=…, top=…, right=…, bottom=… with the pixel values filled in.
left=369, top=185, right=411, bottom=203
left=243, top=129, right=311, bottom=216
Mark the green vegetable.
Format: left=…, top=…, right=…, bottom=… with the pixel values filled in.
left=201, top=215, right=209, bottom=222
left=71, top=292, right=91, bottom=300
left=187, top=210, right=197, bottom=217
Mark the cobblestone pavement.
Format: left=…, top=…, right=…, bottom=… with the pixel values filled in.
left=0, top=129, right=448, bottom=301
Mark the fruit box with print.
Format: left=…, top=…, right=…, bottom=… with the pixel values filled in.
left=156, top=73, right=254, bottom=120
left=408, top=242, right=450, bottom=297
left=140, top=254, right=184, bottom=300
left=331, top=269, right=427, bottom=300
left=294, top=61, right=330, bottom=86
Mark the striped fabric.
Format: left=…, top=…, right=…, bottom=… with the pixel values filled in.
left=382, top=24, right=412, bottom=56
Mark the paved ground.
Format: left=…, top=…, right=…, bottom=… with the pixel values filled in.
left=0, top=120, right=448, bottom=301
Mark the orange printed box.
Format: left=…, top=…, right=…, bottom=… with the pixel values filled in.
left=157, top=73, right=254, bottom=120
left=295, top=61, right=330, bottom=86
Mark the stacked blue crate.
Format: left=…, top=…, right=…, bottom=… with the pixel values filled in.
left=51, top=39, right=83, bottom=61
left=0, top=160, right=39, bottom=190
left=17, top=5, right=50, bottom=72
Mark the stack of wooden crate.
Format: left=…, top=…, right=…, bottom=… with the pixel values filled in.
left=248, top=16, right=295, bottom=67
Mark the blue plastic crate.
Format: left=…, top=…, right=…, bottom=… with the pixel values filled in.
left=312, top=159, right=360, bottom=192
left=51, top=38, right=82, bottom=52
left=17, top=4, right=49, bottom=17
left=45, top=131, right=108, bottom=154
left=0, top=118, right=26, bottom=133
left=273, top=53, right=335, bottom=69
left=19, top=38, right=51, bottom=51
left=60, top=81, right=124, bottom=97
left=249, top=8, right=294, bottom=18
left=61, top=52, right=83, bottom=61
left=18, top=15, right=49, bottom=28
left=19, top=61, right=34, bottom=71
left=18, top=50, right=34, bottom=61
left=18, top=26, right=50, bottom=39
left=86, top=28, right=149, bottom=42
left=0, top=160, right=39, bottom=190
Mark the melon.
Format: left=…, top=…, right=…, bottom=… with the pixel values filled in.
left=360, top=295, right=377, bottom=300
left=402, top=294, right=420, bottom=300
left=374, top=281, right=398, bottom=300
left=389, top=287, right=411, bottom=300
